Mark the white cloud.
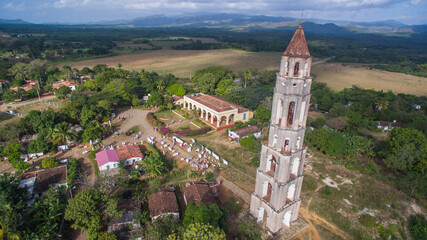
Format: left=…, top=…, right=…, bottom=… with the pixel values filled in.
left=4, top=2, right=26, bottom=11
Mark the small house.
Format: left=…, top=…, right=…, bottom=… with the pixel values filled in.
left=52, top=80, right=77, bottom=91
left=377, top=120, right=405, bottom=131
left=183, top=182, right=216, bottom=206
left=116, top=144, right=144, bottom=166
left=19, top=165, right=68, bottom=199
left=108, top=199, right=141, bottom=233
left=148, top=189, right=180, bottom=221
left=10, top=80, right=39, bottom=92
left=96, top=149, right=120, bottom=171
left=228, top=125, right=262, bottom=143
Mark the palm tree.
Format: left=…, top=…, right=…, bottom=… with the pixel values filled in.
left=52, top=122, right=77, bottom=145
left=157, top=80, right=165, bottom=91
left=374, top=98, right=389, bottom=111
left=142, top=153, right=164, bottom=178
left=244, top=69, right=251, bottom=88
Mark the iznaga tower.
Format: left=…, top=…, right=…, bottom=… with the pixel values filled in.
left=250, top=26, right=312, bottom=235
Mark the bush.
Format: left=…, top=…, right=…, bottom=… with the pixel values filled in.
left=173, top=127, right=211, bottom=136
left=67, top=158, right=81, bottom=186
left=359, top=214, right=377, bottom=228
left=146, top=112, right=164, bottom=126
left=409, top=214, right=427, bottom=240
left=251, top=156, right=260, bottom=166
left=223, top=200, right=242, bottom=215
left=41, top=157, right=59, bottom=169
left=240, top=135, right=261, bottom=153
left=205, top=172, right=214, bottom=182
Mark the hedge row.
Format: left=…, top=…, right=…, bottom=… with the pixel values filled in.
left=67, top=158, right=80, bottom=186
left=146, top=112, right=165, bottom=126
left=173, top=127, right=211, bottom=136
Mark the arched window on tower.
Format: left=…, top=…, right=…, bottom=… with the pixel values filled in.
left=294, top=62, right=300, bottom=76
left=286, top=184, right=296, bottom=204
left=284, top=61, right=289, bottom=76
left=287, top=101, right=295, bottom=128
left=276, top=99, right=283, bottom=126
left=283, top=139, right=290, bottom=154
left=304, top=62, right=309, bottom=77
left=262, top=181, right=272, bottom=203
left=266, top=155, right=276, bottom=177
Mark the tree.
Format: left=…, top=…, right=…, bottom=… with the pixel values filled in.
left=84, top=80, right=97, bottom=91
left=55, top=86, right=71, bottom=100
left=254, top=106, right=271, bottom=126
left=98, top=232, right=117, bottom=240
left=64, top=189, right=121, bottom=240
left=80, top=105, right=100, bottom=127
left=0, top=174, right=28, bottom=240
left=147, top=92, right=164, bottom=107
left=409, top=214, right=427, bottom=240
left=167, top=83, right=186, bottom=96
left=381, top=128, right=427, bottom=173
left=192, top=67, right=233, bottom=95
left=52, top=122, right=77, bottom=145
left=214, top=77, right=233, bottom=96
left=82, top=121, right=104, bottom=143
left=3, top=143, right=30, bottom=170
left=142, top=153, right=165, bottom=178
left=23, top=186, right=66, bottom=239
left=145, top=215, right=184, bottom=240
left=182, top=202, right=227, bottom=232
left=167, top=223, right=226, bottom=240
left=244, top=69, right=251, bottom=88
left=237, top=219, right=262, bottom=240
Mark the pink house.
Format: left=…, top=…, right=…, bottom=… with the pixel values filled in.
left=96, top=149, right=120, bottom=171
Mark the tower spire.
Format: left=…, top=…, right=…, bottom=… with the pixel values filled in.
left=283, top=26, right=311, bottom=58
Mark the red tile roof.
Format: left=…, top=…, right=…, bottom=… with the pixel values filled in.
left=284, top=25, right=311, bottom=58
left=148, top=189, right=179, bottom=218
left=116, top=144, right=143, bottom=160
left=10, top=83, right=39, bottom=92
left=188, top=94, right=250, bottom=113
left=183, top=182, right=216, bottom=206
left=52, top=80, right=76, bottom=89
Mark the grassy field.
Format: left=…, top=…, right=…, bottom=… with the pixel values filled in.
left=59, top=49, right=281, bottom=78
left=312, top=63, right=427, bottom=96
left=59, top=49, right=426, bottom=95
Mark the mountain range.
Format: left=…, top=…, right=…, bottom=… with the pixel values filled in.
left=1, top=14, right=425, bottom=34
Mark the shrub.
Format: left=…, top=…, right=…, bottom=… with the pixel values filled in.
left=160, top=126, right=171, bottom=135
left=223, top=200, right=242, bottom=215
left=240, top=135, right=261, bottom=153
left=173, top=127, right=211, bottom=136
left=409, top=214, right=427, bottom=240
left=251, top=156, right=260, bottom=166
left=146, top=112, right=164, bottom=126
left=41, top=157, right=59, bottom=169
left=205, top=172, right=214, bottom=182
left=359, top=214, right=377, bottom=228
left=326, top=117, right=348, bottom=130
left=67, top=158, right=81, bottom=186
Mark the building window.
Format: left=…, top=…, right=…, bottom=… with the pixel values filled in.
left=243, top=113, right=246, bottom=120
left=294, top=62, right=300, bottom=76
left=287, top=101, right=295, bottom=127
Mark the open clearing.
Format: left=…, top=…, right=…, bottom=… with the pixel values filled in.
left=59, top=49, right=280, bottom=78
left=312, top=63, right=427, bottom=96
left=61, top=49, right=426, bottom=95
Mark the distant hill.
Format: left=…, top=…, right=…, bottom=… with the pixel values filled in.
left=0, top=19, right=29, bottom=24
left=0, top=14, right=421, bottom=34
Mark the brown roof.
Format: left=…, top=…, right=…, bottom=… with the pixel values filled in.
left=284, top=25, right=311, bottom=58
left=21, top=165, right=68, bottom=194
left=183, top=182, right=216, bottom=206
left=188, top=94, right=250, bottom=113
left=10, top=83, right=39, bottom=92
left=231, top=125, right=262, bottom=137
left=148, top=189, right=179, bottom=217
left=52, top=80, right=76, bottom=89
left=116, top=144, right=144, bottom=160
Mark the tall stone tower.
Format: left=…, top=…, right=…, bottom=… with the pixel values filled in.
left=250, top=26, right=312, bottom=235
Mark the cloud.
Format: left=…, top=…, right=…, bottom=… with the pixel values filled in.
left=3, top=2, right=26, bottom=11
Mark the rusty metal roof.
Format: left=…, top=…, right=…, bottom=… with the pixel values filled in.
left=283, top=25, right=311, bottom=58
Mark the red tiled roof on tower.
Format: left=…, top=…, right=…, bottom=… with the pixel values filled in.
left=283, top=25, right=311, bottom=58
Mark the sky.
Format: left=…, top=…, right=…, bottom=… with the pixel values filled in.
left=1, top=0, right=426, bottom=25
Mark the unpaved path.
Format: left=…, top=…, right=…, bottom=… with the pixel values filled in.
left=0, top=95, right=56, bottom=111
